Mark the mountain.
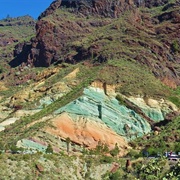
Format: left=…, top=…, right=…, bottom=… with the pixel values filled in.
left=0, top=15, right=35, bottom=74
left=11, top=0, right=180, bottom=88
left=0, top=0, right=179, bottom=179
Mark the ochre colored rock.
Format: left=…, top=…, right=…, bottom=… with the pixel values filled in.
left=91, top=80, right=117, bottom=96
left=45, top=112, right=129, bottom=155
left=36, top=163, right=44, bottom=172
left=127, top=96, right=178, bottom=121
left=64, top=68, right=79, bottom=80
left=0, top=82, right=8, bottom=91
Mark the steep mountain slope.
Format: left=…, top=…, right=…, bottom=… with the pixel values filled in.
left=0, top=16, right=35, bottom=71
left=0, top=0, right=179, bottom=162
left=12, top=0, right=180, bottom=88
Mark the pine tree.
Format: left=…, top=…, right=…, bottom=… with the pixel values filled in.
left=66, top=137, right=71, bottom=153
left=110, top=143, right=120, bottom=157
left=46, top=144, right=53, bottom=154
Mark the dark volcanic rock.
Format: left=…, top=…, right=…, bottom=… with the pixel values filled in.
left=144, top=0, right=168, bottom=8
left=38, top=0, right=62, bottom=20
left=21, top=0, right=137, bottom=67
left=9, top=42, right=32, bottom=67
left=158, top=10, right=180, bottom=23
left=10, top=0, right=180, bottom=87
left=39, top=0, right=136, bottom=19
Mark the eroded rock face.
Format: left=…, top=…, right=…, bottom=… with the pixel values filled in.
left=40, top=0, right=135, bottom=19
left=127, top=96, right=178, bottom=121
left=14, top=0, right=136, bottom=68
left=46, top=112, right=129, bottom=154
left=54, top=87, right=152, bottom=140
left=91, top=80, right=117, bottom=96
left=30, top=14, right=91, bottom=67
left=142, top=0, right=168, bottom=7
left=40, top=0, right=172, bottom=19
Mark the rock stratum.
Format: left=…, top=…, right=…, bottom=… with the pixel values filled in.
left=0, top=0, right=179, bottom=158
left=0, top=64, right=178, bottom=155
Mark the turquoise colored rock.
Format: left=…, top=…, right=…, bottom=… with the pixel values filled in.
left=145, top=108, right=164, bottom=122
left=127, top=97, right=174, bottom=122
left=0, top=126, right=5, bottom=132
left=18, top=139, right=47, bottom=152
left=39, top=96, right=54, bottom=108
left=54, top=87, right=151, bottom=140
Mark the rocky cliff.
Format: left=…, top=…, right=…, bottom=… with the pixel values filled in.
left=11, top=0, right=180, bottom=87
left=38, top=0, right=173, bottom=19
left=0, top=64, right=178, bottom=154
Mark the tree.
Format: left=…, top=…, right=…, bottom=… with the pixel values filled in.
left=171, top=40, right=179, bottom=53
left=66, top=137, right=71, bottom=153
left=110, top=143, right=120, bottom=157
left=10, top=144, right=19, bottom=154
left=92, top=141, right=109, bottom=155
left=102, top=143, right=109, bottom=154
left=4, top=14, right=11, bottom=22
left=45, top=144, right=53, bottom=154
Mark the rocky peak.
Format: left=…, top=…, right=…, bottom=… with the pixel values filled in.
left=38, top=0, right=62, bottom=20
left=0, top=15, right=35, bottom=27
left=38, top=0, right=173, bottom=20
left=60, top=0, right=135, bottom=18
left=38, top=0, right=137, bottom=20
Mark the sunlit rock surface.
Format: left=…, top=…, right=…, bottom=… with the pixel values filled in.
left=127, top=96, right=178, bottom=122
left=46, top=112, right=129, bottom=154
left=54, top=87, right=151, bottom=140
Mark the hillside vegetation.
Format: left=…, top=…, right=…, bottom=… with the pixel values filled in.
left=0, top=15, right=35, bottom=73
left=0, top=0, right=179, bottom=179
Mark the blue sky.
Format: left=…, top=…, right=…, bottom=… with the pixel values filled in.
left=0, top=0, right=54, bottom=20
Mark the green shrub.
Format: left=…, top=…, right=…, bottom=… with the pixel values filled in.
left=169, top=96, right=180, bottom=108
left=139, top=158, right=168, bottom=180
left=165, top=161, right=180, bottom=179
left=171, top=40, right=179, bottom=53
left=116, top=94, right=126, bottom=106
left=109, top=171, right=121, bottom=180
left=89, top=142, right=109, bottom=155
left=22, top=154, right=31, bottom=161
left=110, top=143, right=120, bottom=157
left=127, top=150, right=141, bottom=158
left=100, top=155, right=113, bottom=164
left=46, top=144, right=53, bottom=154
left=174, top=143, right=180, bottom=154
left=147, top=147, right=159, bottom=156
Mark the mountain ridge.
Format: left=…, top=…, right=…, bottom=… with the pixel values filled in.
left=8, top=0, right=180, bottom=88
